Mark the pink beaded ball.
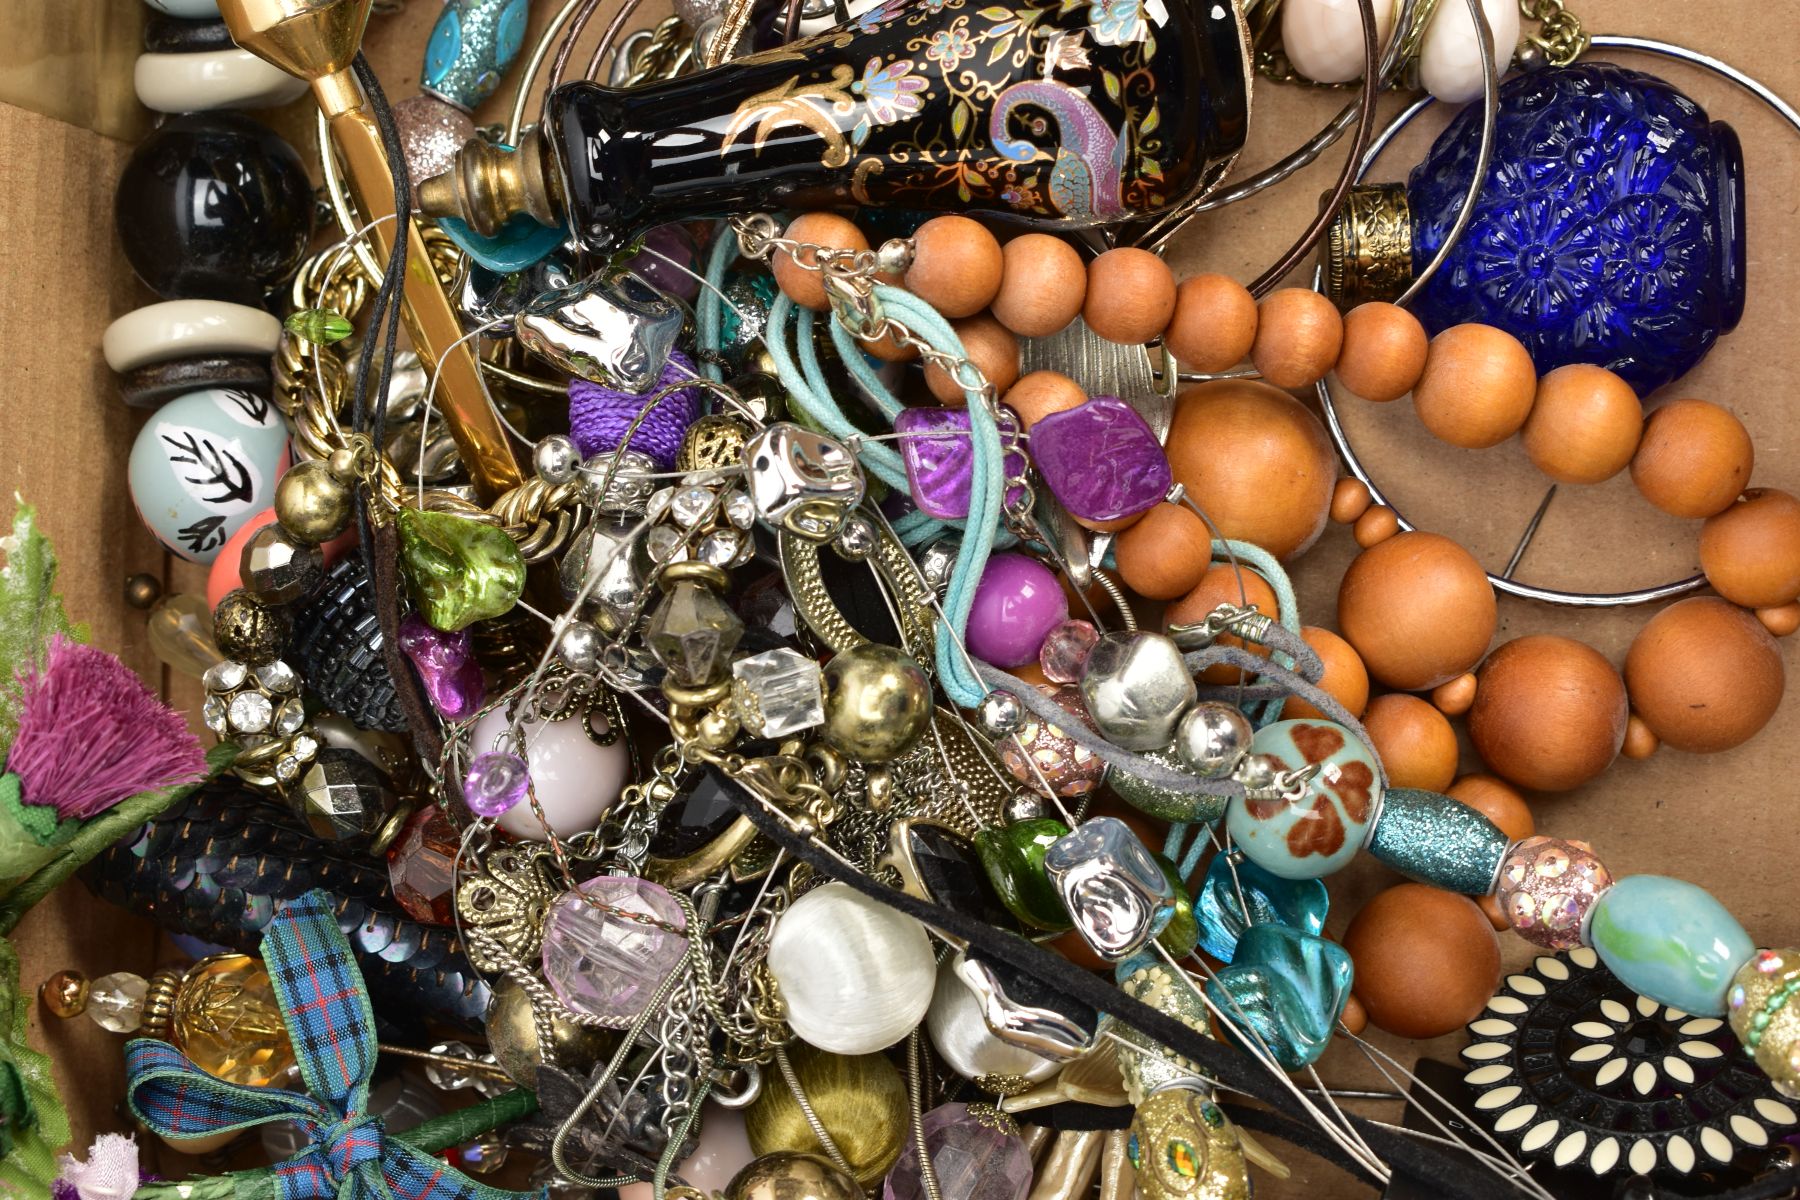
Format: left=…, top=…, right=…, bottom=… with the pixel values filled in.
left=1493, top=835, right=1614, bottom=950
left=999, top=685, right=1107, bottom=799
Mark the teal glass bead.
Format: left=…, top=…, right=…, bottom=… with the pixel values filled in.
left=1366, top=788, right=1511, bottom=895
left=1194, top=855, right=1328, bottom=964
left=1588, top=875, right=1755, bottom=1017
left=1203, top=924, right=1352, bottom=1070
left=128, top=388, right=287, bottom=563
left=1224, top=719, right=1382, bottom=880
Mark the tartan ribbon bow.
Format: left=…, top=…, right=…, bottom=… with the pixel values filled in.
left=124, top=890, right=539, bottom=1200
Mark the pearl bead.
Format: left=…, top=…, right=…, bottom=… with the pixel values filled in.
left=469, top=706, right=629, bottom=840
left=927, top=956, right=1061, bottom=1085
left=766, top=883, right=936, bottom=1055
left=1280, top=0, right=1397, bottom=84
left=134, top=49, right=310, bottom=113
left=1417, top=0, right=1519, bottom=104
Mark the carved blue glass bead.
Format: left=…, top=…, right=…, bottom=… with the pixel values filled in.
left=1204, top=924, right=1353, bottom=1070
left=1194, top=854, right=1329, bottom=964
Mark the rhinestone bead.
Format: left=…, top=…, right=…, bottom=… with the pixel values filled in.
left=1494, top=836, right=1613, bottom=950
left=646, top=581, right=744, bottom=687
left=227, top=690, right=273, bottom=733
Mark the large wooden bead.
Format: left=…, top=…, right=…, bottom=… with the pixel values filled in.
left=993, top=233, right=1085, bottom=337
left=1282, top=626, right=1369, bottom=720
left=1630, top=398, right=1753, bottom=518
left=1334, top=302, right=1426, bottom=402
left=1699, top=488, right=1800, bottom=608
left=773, top=213, right=868, bottom=312
left=1446, top=774, right=1533, bottom=841
left=1002, top=370, right=1086, bottom=429
left=1362, top=693, right=1458, bottom=791
left=1251, top=288, right=1343, bottom=390
left=1343, top=883, right=1501, bottom=1039
left=1165, top=273, right=1257, bottom=373
left=926, top=315, right=1019, bottom=405
left=905, top=216, right=1003, bottom=318
left=1624, top=597, right=1784, bottom=753
left=1114, top=502, right=1212, bottom=601
left=1166, top=564, right=1277, bottom=684
left=766, top=882, right=935, bottom=1055
left=1083, top=248, right=1176, bottom=345
left=1468, top=635, right=1627, bottom=791
left=1337, top=532, right=1496, bottom=690
left=1165, top=379, right=1337, bottom=561
left=1412, top=323, right=1536, bottom=448
left=1521, top=364, right=1641, bottom=484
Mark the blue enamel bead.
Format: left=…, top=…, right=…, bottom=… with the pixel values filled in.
left=1588, top=875, right=1755, bottom=1017
left=1366, top=788, right=1511, bottom=895
left=1224, top=719, right=1382, bottom=881
left=128, top=389, right=287, bottom=564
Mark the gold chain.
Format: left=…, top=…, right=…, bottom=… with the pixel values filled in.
left=1520, top=0, right=1588, bottom=65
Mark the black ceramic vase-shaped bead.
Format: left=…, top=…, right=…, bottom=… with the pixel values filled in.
left=115, top=112, right=315, bottom=305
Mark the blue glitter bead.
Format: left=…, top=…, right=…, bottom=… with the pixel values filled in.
left=1409, top=63, right=1744, bottom=396
left=1366, top=788, right=1511, bottom=894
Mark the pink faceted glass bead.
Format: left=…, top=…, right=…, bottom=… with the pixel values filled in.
left=1493, top=835, right=1613, bottom=950
left=1038, top=619, right=1099, bottom=684
left=542, top=876, right=689, bottom=1021
left=999, top=685, right=1107, bottom=799
left=883, top=1103, right=1030, bottom=1200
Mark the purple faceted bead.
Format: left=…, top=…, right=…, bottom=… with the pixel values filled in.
left=1029, top=396, right=1171, bottom=523
left=894, top=407, right=1027, bottom=521
left=541, top=876, right=689, bottom=1021
left=397, top=613, right=485, bottom=721
left=882, top=1103, right=1031, bottom=1200
left=464, top=749, right=530, bottom=818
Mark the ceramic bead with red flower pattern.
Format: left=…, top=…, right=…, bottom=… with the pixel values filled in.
left=1224, top=719, right=1384, bottom=880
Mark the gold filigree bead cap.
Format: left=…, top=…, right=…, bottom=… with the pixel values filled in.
left=1321, top=182, right=1414, bottom=310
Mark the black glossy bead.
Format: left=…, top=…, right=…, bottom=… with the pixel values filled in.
left=143, top=14, right=237, bottom=52
left=115, top=112, right=314, bottom=305
left=117, top=355, right=271, bottom=409
left=651, top=771, right=739, bottom=859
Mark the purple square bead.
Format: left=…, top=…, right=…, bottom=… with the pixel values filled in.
left=894, top=407, right=1026, bottom=521
left=1029, top=396, right=1171, bottom=523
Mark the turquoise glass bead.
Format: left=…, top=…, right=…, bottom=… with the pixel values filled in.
left=1224, top=719, right=1382, bottom=880
left=1194, top=855, right=1328, bottom=964
left=1204, top=924, right=1352, bottom=1070
left=423, top=0, right=532, bottom=112
left=1589, top=875, right=1755, bottom=1017
left=1366, top=788, right=1511, bottom=894
left=439, top=213, right=570, bottom=274
left=128, top=388, right=287, bottom=564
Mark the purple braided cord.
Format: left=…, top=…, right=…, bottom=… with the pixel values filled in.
left=567, top=349, right=702, bottom=470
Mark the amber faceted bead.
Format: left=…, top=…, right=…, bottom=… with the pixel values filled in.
left=1412, top=323, right=1536, bottom=449
left=1468, top=635, right=1628, bottom=792
left=1624, top=597, right=1784, bottom=753
left=1083, top=248, right=1177, bottom=345
left=1251, top=288, right=1343, bottom=390
left=1362, top=693, right=1458, bottom=792
left=173, top=954, right=298, bottom=1087
left=1699, top=488, right=1800, bottom=608
left=1337, top=531, right=1496, bottom=690
left=1334, top=302, right=1426, bottom=402
left=1630, top=398, right=1753, bottom=518
left=1164, top=379, right=1336, bottom=561
left=1343, top=884, right=1500, bottom=1040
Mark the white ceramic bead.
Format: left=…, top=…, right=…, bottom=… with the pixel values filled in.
left=104, top=301, right=282, bottom=373
left=926, top=955, right=1063, bottom=1086
left=766, top=882, right=935, bottom=1056
left=128, top=388, right=288, bottom=563
left=617, top=1106, right=754, bottom=1200
left=1418, top=0, right=1518, bottom=103
left=134, top=50, right=310, bottom=114
left=1280, top=0, right=1397, bottom=84
left=469, top=707, right=629, bottom=841
left=142, top=0, right=222, bottom=15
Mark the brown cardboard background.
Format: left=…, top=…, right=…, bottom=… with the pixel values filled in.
left=3, top=0, right=1796, bottom=1193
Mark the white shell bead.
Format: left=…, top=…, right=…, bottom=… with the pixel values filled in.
left=1594, top=1059, right=1627, bottom=1087
left=1666, top=1135, right=1696, bottom=1174
left=1552, top=1132, right=1586, bottom=1168
left=1417, top=0, right=1518, bottom=103
left=1567, top=1044, right=1611, bottom=1063
left=1520, top=1120, right=1559, bottom=1153
left=1494, top=1104, right=1536, bottom=1133
left=767, top=882, right=935, bottom=1055
left=1756, top=1098, right=1798, bottom=1125
left=1279, top=0, right=1397, bottom=84
left=1536, top=956, right=1569, bottom=980
left=1464, top=1064, right=1511, bottom=1085
left=1507, top=974, right=1545, bottom=995
left=1731, top=1114, right=1769, bottom=1146
left=1701, top=1127, right=1734, bottom=1161
left=1600, top=999, right=1630, bottom=1023
left=1632, top=1062, right=1656, bottom=1095
left=1474, top=1086, right=1521, bottom=1110
left=1664, top=1056, right=1696, bottom=1084
left=135, top=50, right=310, bottom=114
left=1570, top=947, right=1598, bottom=969
left=926, top=956, right=1061, bottom=1086
left=1628, top=1140, right=1657, bottom=1175
left=104, top=301, right=282, bottom=372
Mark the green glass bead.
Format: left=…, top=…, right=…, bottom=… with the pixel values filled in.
left=1108, top=746, right=1229, bottom=824
left=396, top=507, right=527, bottom=632
left=283, top=308, right=354, bottom=345
left=1154, top=852, right=1199, bottom=958
left=974, top=818, right=1072, bottom=932
left=1589, top=875, right=1754, bottom=1017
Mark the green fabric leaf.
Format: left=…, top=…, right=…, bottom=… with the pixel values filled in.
left=0, top=775, right=78, bottom=885
left=0, top=502, right=86, bottom=754
left=0, top=937, right=67, bottom=1200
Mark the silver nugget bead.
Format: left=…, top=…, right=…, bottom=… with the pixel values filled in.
left=1172, top=701, right=1254, bottom=779
left=1078, top=631, right=1196, bottom=752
